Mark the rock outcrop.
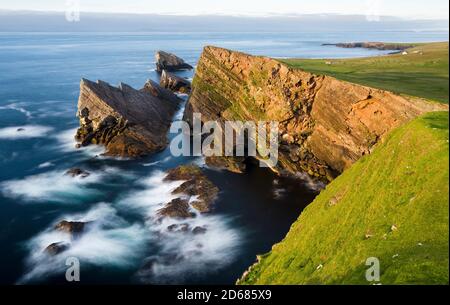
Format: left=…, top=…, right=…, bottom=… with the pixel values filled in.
left=160, top=70, right=191, bottom=94
left=184, top=46, right=447, bottom=181
left=155, top=51, right=193, bottom=72
left=141, top=79, right=183, bottom=104
left=45, top=242, right=70, bottom=256
left=75, top=79, right=180, bottom=158
left=164, top=165, right=219, bottom=213
left=156, top=165, right=219, bottom=221
left=323, top=42, right=415, bottom=51
left=65, top=168, right=90, bottom=178
left=54, top=220, right=86, bottom=238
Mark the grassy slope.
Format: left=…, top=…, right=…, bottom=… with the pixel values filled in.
left=239, top=112, right=449, bottom=285
left=281, top=42, right=449, bottom=103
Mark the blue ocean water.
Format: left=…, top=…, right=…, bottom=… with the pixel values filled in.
left=0, top=31, right=448, bottom=284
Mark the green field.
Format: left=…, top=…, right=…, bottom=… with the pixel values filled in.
left=239, top=111, right=449, bottom=285
left=282, top=42, right=449, bottom=103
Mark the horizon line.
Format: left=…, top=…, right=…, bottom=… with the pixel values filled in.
left=0, top=9, right=448, bottom=21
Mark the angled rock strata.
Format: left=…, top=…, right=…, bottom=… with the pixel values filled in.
left=75, top=79, right=180, bottom=158
left=155, top=51, right=193, bottom=73
left=184, top=46, right=447, bottom=181
left=160, top=70, right=192, bottom=94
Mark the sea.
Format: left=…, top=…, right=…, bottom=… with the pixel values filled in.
left=0, top=30, right=448, bottom=284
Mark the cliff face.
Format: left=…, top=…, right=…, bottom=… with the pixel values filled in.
left=76, top=79, right=179, bottom=157
left=184, top=46, right=446, bottom=180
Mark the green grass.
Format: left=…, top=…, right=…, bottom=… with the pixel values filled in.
left=281, top=42, right=449, bottom=103
left=239, top=111, right=449, bottom=285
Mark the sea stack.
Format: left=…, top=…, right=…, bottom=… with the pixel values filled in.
left=160, top=70, right=192, bottom=94
left=75, top=79, right=180, bottom=158
left=155, top=51, right=193, bottom=72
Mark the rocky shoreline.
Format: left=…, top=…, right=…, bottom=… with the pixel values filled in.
left=322, top=42, right=416, bottom=51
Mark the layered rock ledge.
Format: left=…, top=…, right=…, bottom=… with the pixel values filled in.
left=157, top=165, right=219, bottom=220
left=75, top=79, right=180, bottom=158
left=184, top=46, right=447, bottom=181
left=155, top=51, right=193, bottom=73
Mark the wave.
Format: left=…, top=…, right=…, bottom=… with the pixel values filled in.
left=0, top=125, right=53, bottom=140
left=0, top=170, right=103, bottom=203
left=54, top=128, right=105, bottom=157
left=19, top=203, right=148, bottom=283
left=119, top=170, right=242, bottom=284
left=0, top=103, right=33, bottom=119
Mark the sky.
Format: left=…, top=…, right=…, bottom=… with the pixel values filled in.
left=0, top=0, right=448, bottom=19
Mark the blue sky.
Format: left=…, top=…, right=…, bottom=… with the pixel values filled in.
left=1, top=0, right=448, bottom=19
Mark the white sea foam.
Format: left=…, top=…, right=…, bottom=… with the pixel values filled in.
left=19, top=203, right=148, bottom=283
left=0, top=103, right=32, bottom=118
left=119, top=170, right=242, bottom=283
left=140, top=213, right=241, bottom=283
left=119, top=170, right=184, bottom=217
left=295, top=172, right=326, bottom=191
left=0, top=170, right=103, bottom=203
left=37, top=162, right=54, bottom=169
left=0, top=125, right=53, bottom=139
left=142, top=156, right=172, bottom=167
left=54, top=128, right=105, bottom=157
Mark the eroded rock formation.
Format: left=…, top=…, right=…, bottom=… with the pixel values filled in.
left=160, top=70, right=191, bottom=94
left=184, top=46, right=447, bottom=181
left=75, top=79, right=180, bottom=158
left=157, top=165, right=219, bottom=220
left=155, top=51, right=193, bottom=72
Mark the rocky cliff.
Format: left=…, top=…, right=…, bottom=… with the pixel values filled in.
left=76, top=79, right=180, bottom=157
left=184, top=46, right=447, bottom=181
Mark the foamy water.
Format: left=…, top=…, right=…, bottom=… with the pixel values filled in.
left=19, top=203, right=148, bottom=283
left=0, top=125, right=53, bottom=139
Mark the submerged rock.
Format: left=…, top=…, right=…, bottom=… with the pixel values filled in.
left=160, top=70, right=191, bottom=94
left=192, top=226, right=207, bottom=235
left=44, top=242, right=70, bottom=256
left=155, top=51, right=193, bottom=73
left=75, top=79, right=180, bottom=158
left=167, top=223, right=190, bottom=233
left=164, top=165, right=219, bottom=213
left=65, top=168, right=90, bottom=178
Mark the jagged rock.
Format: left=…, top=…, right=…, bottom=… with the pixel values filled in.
left=155, top=51, right=193, bottom=73
left=164, top=165, right=219, bottom=213
left=75, top=79, right=180, bottom=158
left=167, top=223, right=190, bottom=233
left=205, top=156, right=247, bottom=174
left=141, top=79, right=183, bottom=104
left=184, top=46, right=447, bottom=181
left=160, top=70, right=191, bottom=94
left=65, top=168, right=90, bottom=178
left=192, top=226, right=207, bottom=235
left=157, top=198, right=196, bottom=219
left=54, top=220, right=86, bottom=239
left=44, top=242, right=70, bottom=256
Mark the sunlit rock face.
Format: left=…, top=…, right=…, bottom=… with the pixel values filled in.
left=75, top=79, right=180, bottom=158
left=184, top=46, right=447, bottom=181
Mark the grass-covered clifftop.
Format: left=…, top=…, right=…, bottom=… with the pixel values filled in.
left=239, top=111, right=449, bottom=285
left=282, top=42, right=449, bottom=103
